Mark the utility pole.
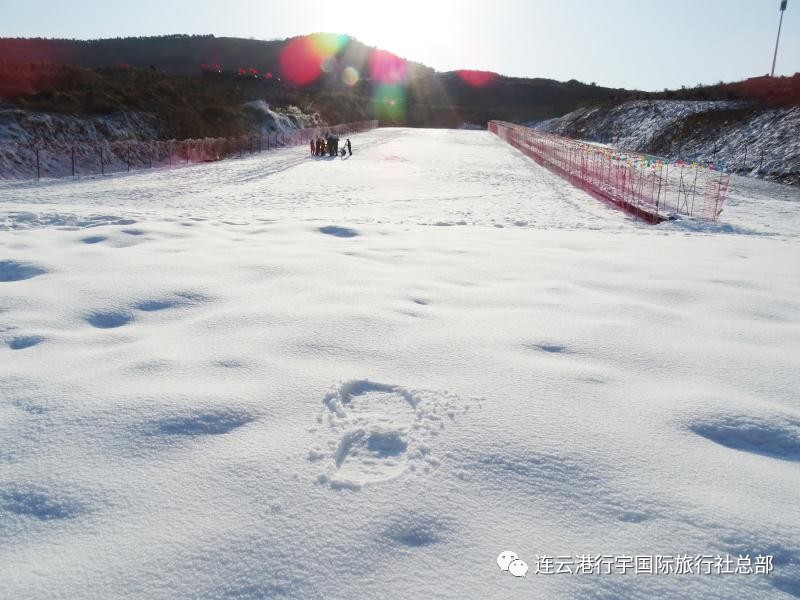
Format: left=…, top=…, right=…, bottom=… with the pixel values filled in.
left=771, top=0, right=788, bottom=77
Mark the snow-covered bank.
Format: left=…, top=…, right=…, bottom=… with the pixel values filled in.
left=0, top=103, right=323, bottom=180
left=242, top=101, right=324, bottom=134
left=1, top=129, right=799, bottom=599
left=537, top=100, right=800, bottom=186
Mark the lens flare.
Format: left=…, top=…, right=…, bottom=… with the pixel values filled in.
left=342, top=66, right=360, bottom=87
left=457, top=70, right=497, bottom=87
left=369, top=49, right=408, bottom=84
left=312, top=33, right=348, bottom=57
left=321, top=56, right=338, bottom=74
left=372, top=84, right=406, bottom=122
left=279, top=34, right=348, bottom=86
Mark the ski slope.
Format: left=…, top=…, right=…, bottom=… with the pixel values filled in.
left=1, top=128, right=799, bottom=599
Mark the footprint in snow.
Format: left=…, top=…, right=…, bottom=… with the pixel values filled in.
left=690, top=414, right=800, bottom=461
left=135, top=291, right=209, bottom=313
left=382, top=513, right=451, bottom=547
left=81, top=235, right=107, bottom=244
left=319, top=225, right=359, bottom=238
left=528, top=342, right=569, bottom=354
left=313, top=380, right=465, bottom=489
left=0, top=484, right=84, bottom=521
left=0, top=260, right=46, bottom=282
left=132, top=408, right=256, bottom=443
left=153, top=410, right=254, bottom=436
left=86, top=310, right=134, bottom=329
left=8, top=335, right=45, bottom=350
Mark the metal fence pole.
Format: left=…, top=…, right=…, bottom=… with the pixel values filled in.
left=35, top=148, right=40, bottom=180
left=100, top=147, right=104, bottom=176
left=71, top=146, right=76, bottom=178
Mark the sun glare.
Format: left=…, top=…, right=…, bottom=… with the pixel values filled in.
left=312, top=0, right=467, bottom=73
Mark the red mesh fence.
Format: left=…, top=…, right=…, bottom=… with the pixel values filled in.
left=1, top=120, right=378, bottom=180
left=489, top=120, right=728, bottom=223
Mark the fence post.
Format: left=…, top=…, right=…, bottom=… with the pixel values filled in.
left=17, top=120, right=373, bottom=182
left=742, top=143, right=748, bottom=171
left=758, top=151, right=764, bottom=174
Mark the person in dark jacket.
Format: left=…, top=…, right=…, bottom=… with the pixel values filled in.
left=345, top=139, right=352, bottom=156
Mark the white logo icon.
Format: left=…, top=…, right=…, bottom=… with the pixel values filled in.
left=497, top=551, right=519, bottom=572
left=508, top=559, right=529, bottom=577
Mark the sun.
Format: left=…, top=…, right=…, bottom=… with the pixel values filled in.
left=316, top=0, right=466, bottom=69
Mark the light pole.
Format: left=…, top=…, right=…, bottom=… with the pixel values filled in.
left=771, top=0, right=788, bottom=77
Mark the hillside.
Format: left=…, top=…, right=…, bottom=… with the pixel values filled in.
left=0, top=35, right=633, bottom=134
left=537, top=99, right=800, bottom=185
left=1, top=35, right=798, bottom=186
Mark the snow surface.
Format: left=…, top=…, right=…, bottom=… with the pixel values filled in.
left=1, top=128, right=799, bottom=599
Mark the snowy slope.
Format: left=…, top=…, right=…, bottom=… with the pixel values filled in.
left=0, top=103, right=323, bottom=180
left=537, top=100, right=800, bottom=185
left=1, top=128, right=799, bottom=599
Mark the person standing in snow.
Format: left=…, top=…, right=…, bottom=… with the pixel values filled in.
left=310, top=139, right=315, bottom=156
left=345, top=139, right=352, bottom=156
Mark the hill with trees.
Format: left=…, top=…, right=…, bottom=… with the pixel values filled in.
left=0, top=34, right=638, bottom=137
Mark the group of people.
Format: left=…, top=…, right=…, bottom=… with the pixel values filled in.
left=311, top=135, right=352, bottom=158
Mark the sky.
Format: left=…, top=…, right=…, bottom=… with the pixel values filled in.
left=1, top=0, right=798, bottom=90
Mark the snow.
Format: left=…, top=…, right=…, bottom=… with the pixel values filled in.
left=1, top=128, right=799, bottom=599
left=0, top=104, right=323, bottom=180
left=537, top=100, right=800, bottom=185
left=242, top=101, right=323, bottom=133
